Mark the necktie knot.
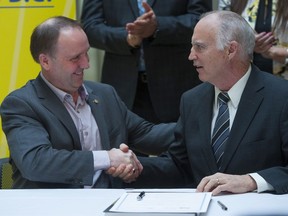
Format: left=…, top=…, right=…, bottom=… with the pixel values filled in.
left=218, top=92, right=230, bottom=105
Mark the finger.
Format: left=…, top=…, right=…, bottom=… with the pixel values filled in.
left=118, top=164, right=134, bottom=179
left=203, top=178, right=220, bottom=192
left=122, top=167, right=140, bottom=183
left=196, top=177, right=210, bottom=192
left=106, top=167, right=116, bottom=175
left=119, top=143, right=129, bottom=152
left=142, top=1, right=152, bottom=13
left=110, top=164, right=126, bottom=177
left=131, top=152, right=143, bottom=173
left=211, top=179, right=225, bottom=195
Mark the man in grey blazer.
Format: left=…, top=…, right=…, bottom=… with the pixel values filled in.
left=121, top=11, right=288, bottom=194
left=81, top=0, right=212, bottom=123
left=0, top=16, right=175, bottom=189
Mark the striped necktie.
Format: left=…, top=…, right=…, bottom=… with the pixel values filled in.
left=212, top=92, right=230, bottom=169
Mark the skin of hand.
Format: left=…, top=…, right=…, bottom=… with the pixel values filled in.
left=196, top=172, right=257, bottom=195
left=126, top=2, right=157, bottom=39
left=127, top=33, right=142, bottom=48
left=262, top=46, right=288, bottom=64
left=107, top=144, right=133, bottom=167
left=254, top=32, right=276, bottom=54
left=106, top=144, right=143, bottom=183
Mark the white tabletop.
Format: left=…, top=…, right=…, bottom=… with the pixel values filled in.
left=0, top=189, right=287, bottom=216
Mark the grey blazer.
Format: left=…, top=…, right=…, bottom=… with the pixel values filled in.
left=0, top=75, right=175, bottom=188
left=134, top=65, right=288, bottom=194
left=81, top=0, right=212, bottom=122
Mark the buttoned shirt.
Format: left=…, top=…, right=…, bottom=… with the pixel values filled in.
left=40, top=73, right=110, bottom=187
left=212, top=66, right=273, bottom=192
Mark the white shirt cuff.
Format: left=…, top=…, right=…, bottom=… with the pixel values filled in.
left=92, top=150, right=110, bottom=171
left=249, top=173, right=274, bottom=193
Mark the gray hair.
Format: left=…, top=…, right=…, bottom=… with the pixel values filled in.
left=202, top=11, right=255, bottom=61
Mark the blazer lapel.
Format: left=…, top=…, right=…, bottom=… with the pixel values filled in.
left=128, top=0, right=140, bottom=18
left=220, top=66, right=264, bottom=171
left=188, top=85, right=218, bottom=172
left=85, top=86, right=111, bottom=151
left=34, top=75, right=82, bottom=150
left=147, top=0, right=156, bottom=7
left=200, top=87, right=219, bottom=172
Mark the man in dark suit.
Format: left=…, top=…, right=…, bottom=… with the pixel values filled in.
left=81, top=0, right=212, bottom=123
left=118, top=10, right=288, bottom=194
left=0, top=16, right=175, bottom=189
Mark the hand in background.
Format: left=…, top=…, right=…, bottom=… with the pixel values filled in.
left=106, top=143, right=143, bottom=183
left=262, top=46, right=287, bottom=64
left=254, top=32, right=276, bottom=54
left=126, top=2, right=157, bottom=39
left=196, top=172, right=257, bottom=195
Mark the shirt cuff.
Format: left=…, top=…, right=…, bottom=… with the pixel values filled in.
left=92, top=151, right=110, bottom=171
left=249, top=173, right=274, bottom=193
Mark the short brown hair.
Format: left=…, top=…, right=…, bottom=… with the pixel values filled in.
left=30, top=16, right=82, bottom=63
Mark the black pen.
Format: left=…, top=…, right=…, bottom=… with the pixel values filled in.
left=217, top=200, right=228, bottom=211
left=137, top=191, right=145, bottom=201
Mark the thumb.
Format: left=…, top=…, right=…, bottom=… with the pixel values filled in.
left=142, top=1, right=152, bottom=12
left=119, top=143, right=129, bottom=152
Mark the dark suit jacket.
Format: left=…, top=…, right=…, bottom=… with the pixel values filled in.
left=133, top=65, right=288, bottom=194
left=81, top=0, right=212, bottom=122
left=0, top=75, right=175, bottom=189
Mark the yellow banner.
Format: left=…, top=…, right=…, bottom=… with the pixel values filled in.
left=0, top=0, right=76, bottom=158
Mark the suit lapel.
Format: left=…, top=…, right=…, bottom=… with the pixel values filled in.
left=34, top=75, right=82, bottom=150
left=199, top=86, right=219, bottom=172
left=85, top=86, right=111, bottom=150
left=220, top=67, right=264, bottom=171
left=147, top=0, right=156, bottom=7
left=128, top=0, right=140, bottom=18
left=187, top=85, right=218, bottom=172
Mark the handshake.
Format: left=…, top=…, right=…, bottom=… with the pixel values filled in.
left=106, top=144, right=143, bottom=183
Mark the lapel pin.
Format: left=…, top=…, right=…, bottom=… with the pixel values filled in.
left=93, top=99, right=99, bottom=104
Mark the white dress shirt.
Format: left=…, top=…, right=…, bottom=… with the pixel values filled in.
left=212, top=66, right=273, bottom=193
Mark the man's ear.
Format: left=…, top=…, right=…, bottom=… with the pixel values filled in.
left=39, top=53, right=50, bottom=70
left=227, top=41, right=238, bottom=60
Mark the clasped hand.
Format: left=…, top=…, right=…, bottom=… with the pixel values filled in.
left=107, top=143, right=143, bottom=183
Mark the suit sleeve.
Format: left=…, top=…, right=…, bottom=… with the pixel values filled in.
left=257, top=99, right=288, bottom=194
left=81, top=0, right=133, bottom=54
left=1, top=93, right=95, bottom=186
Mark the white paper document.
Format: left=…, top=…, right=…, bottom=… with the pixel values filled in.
left=105, top=189, right=212, bottom=215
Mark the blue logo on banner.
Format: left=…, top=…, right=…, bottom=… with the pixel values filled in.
left=0, top=0, right=54, bottom=8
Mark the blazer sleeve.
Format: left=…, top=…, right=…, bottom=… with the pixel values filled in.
left=1, top=90, right=95, bottom=187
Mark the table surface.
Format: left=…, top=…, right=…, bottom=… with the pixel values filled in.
left=0, top=188, right=287, bottom=216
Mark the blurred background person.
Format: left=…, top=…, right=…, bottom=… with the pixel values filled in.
left=81, top=0, right=212, bottom=124
left=219, top=0, right=288, bottom=78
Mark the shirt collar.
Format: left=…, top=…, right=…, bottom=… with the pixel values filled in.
left=214, top=65, right=251, bottom=109
left=40, top=72, right=88, bottom=102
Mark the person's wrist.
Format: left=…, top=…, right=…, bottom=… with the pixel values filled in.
left=127, top=34, right=141, bottom=48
